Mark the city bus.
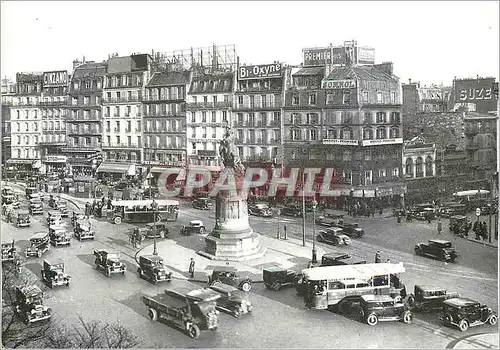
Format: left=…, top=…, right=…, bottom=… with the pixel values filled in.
left=452, top=190, right=490, bottom=211
left=300, top=263, right=406, bottom=311
left=109, top=199, right=179, bottom=224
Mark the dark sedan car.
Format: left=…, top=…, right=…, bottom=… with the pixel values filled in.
left=337, top=222, right=364, bottom=238
left=248, top=203, right=273, bottom=217
left=281, top=205, right=302, bottom=217
left=209, top=284, right=253, bottom=318
left=414, top=239, right=457, bottom=262
left=208, top=268, right=252, bottom=292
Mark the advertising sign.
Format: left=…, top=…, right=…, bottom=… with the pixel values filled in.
left=453, top=77, right=497, bottom=113
left=362, top=138, right=403, bottom=146
left=303, top=47, right=333, bottom=67
left=44, top=155, right=67, bottom=163
left=322, top=139, right=360, bottom=146
left=321, top=79, right=357, bottom=90
left=238, top=63, right=283, bottom=79
left=43, top=70, right=68, bottom=87
left=358, top=47, right=375, bottom=64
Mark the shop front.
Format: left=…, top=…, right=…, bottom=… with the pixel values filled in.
left=4, top=159, right=39, bottom=180
left=43, top=155, right=68, bottom=175
left=96, top=162, right=137, bottom=183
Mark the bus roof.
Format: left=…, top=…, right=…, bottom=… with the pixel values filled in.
left=111, top=199, right=179, bottom=207
left=302, top=262, right=405, bottom=281
left=453, top=190, right=490, bottom=197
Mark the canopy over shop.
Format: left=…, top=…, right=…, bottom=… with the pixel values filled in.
left=96, top=163, right=136, bottom=180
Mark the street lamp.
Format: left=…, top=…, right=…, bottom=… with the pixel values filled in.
left=151, top=198, right=158, bottom=256
left=311, top=199, right=318, bottom=264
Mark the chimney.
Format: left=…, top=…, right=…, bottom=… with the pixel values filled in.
left=409, top=78, right=412, bottom=84
left=72, top=59, right=81, bottom=70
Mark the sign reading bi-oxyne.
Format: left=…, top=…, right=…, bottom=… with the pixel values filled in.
left=238, top=63, right=282, bottom=80
left=43, top=70, right=68, bottom=87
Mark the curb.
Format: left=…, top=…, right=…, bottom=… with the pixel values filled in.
left=465, top=237, right=498, bottom=248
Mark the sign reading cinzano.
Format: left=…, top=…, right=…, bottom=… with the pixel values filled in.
left=321, top=79, right=357, bottom=89
left=43, top=71, right=68, bottom=86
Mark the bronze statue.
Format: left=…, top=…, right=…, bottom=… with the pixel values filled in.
left=219, top=126, right=245, bottom=176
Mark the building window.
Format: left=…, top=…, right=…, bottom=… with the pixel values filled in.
left=292, top=93, right=299, bottom=105
left=393, top=167, right=399, bottom=177
left=327, top=129, right=337, bottom=139
left=291, top=113, right=300, bottom=125
left=115, top=121, right=120, bottom=132
left=191, top=112, right=196, bottom=123
left=390, top=112, right=401, bottom=124
left=376, top=127, right=386, bottom=139
left=364, top=150, right=372, bottom=161
left=116, top=135, right=121, bottom=145
left=211, top=111, right=216, bottom=123
left=106, top=121, right=110, bottom=132
left=222, top=111, right=227, bottom=123
left=16, top=136, right=20, bottom=145
left=237, top=95, right=243, bottom=105
left=341, top=112, right=352, bottom=124
left=365, top=170, right=372, bottom=185
left=106, top=136, right=110, bottom=145
left=308, top=93, right=316, bottom=105
left=425, top=156, right=433, bottom=177
left=415, top=157, right=424, bottom=178
left=389, top=127, right=399, bottom=138
left=24, top=122, right=29, bottom=131
left=309, top=129, right=317, bottom=140
left=291, top=129, right=300, bottom=140
left=363, top=128, right=373, bottom=140
left=390, top=91, right=396, bottom=104
left=202, top=111, right=207, bottom=122
left=343, top=150, right=352, bottom=161
left=326, top=93, right=333, bottom=104
left=127, top=106, right=131, bottom=116
left=376, top=112, right=386, bottom=123
left=342, top=91, right=350, bottom=105
left=115, top=106, right=120, bottom=116
left=377, top=91, right=383, bottom=104
left=16, top=110, right=20, bottom=119
left=405, top=158, right=413, bottom=176
left=341, top=128, right=352, bottom=140
left=83, top=96, right=89, bottom=105
left=363, top=91, right=369, bottom=103
left=136, top=120, right=141, bottom=132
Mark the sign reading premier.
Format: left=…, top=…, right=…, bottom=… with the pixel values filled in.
left=239, top=63, right=282, bottom=79
left=321, top=79, right=357, bottom=89
left=43, top=71, right=68, bottom=86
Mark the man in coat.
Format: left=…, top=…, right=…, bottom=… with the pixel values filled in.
left=189, top=258, right=195, bottom=279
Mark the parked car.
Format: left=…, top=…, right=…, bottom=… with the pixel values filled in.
left=15, top=210, right=31, bottom=228
left=14, top=285, right=52, bottom=324
left=2, top=186, right=15, bottom=197
left=1, top=241, right=17, bottom=263
left=407, top=285, right=460, bottom=313
left=263, top=267, right=300, bottom=291
left=94, top=250, right=126, bottom=276
left=137, top=255, right=173, bottom=284
left=74, top=220, right=95, bottom=241
left=25, top=186, right=39, bottom=198
left=337, top=222, right=364, bottom=238
left=25, top=232, right=50, bottom=258
left=209, top=268, right=252, bottom=292
left=359, top=294, right=412, bottom=326
left=209, top=283, right=253, bottom=318
left=413, top=208, right=436, bottom=221
left=315, top=216, right=342, bottom=227
left=180, top=220, right=206, bottom=235
left=140, top=222, right=169, bottom=239
left=49, top=225, right=71, bottom=247
left=47, top=211, right=63, bottom=227
left=192, top=197, right=213, bottom=210
left=414, top=239, right=457, bottom=262
left=248, top=203, right=273, bottom=217
left=281, top=205, right=302, bottom=217
left=71, top=211, right=88, bottom=227
left=41, top=259, right=71, bottom=288
left=441, top=297, right=497, bottom=332
left=438, top=203, right=467, bottom=218
left=316, top=228, right=351, bottom=246
left=2, top=194, right=20, bottom=208
left=480, top=203, right=498, bottom=215
left=320, top=253, right=366, bottom=266
left=29, top=196, right=44, bottom=215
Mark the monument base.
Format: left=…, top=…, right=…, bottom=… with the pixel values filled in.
left=198, top=231, right=267, bottom=262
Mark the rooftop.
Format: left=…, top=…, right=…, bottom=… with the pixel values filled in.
left=324, top=65, right=397, bottom=83
left=146, top=70, right=190, bottom=87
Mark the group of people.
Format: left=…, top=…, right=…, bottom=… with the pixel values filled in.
left=84, top=197, right=113, bottom=218
left=473, top=220, right=490, bottom=241
left=374, top=250, right=391, bottom=264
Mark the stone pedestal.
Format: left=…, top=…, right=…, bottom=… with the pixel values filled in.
left=199, top=169, right=266, bottom=261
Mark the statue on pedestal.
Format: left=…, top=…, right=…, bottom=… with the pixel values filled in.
left=219, top=126, right=245, bottom=178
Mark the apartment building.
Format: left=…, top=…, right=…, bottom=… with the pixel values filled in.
left=1, top=78, right=16, bottom=167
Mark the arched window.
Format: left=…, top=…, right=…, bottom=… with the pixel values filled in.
left=390, top=127, right=399, bottom=138
left=405, top=158, right=413, bottom=175
left=362, top=128, right=373, bottom=140
left=415, top=157, right=424, bottom=178
left=376, top=127, right=386, bottom=139
left=425, top=156, right=433, bottom=177
left=341, top=128, right=352, bottom=140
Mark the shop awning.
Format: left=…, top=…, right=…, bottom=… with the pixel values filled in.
left=96, top=162, right=136, bottom=176
left=6, top=159, right=34, bottom=164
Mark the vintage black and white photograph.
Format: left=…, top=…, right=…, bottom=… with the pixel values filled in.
left=0, top=1, right=498, bottom=348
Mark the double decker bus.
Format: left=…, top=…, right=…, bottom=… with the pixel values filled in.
left=109, top=200, right=179, bottom=224
left=300, top=263, right=406, bottom=310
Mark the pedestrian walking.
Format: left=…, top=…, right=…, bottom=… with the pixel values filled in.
left=189, top=258, right=195, bottom=279
left=437, top=219, right=442, bottom=235
left=379, top=207, right=383, bottom=217
left=474, top=221, right=480, bottom=240
left=283, top=225, right=287, bottom=240
left=397, top=213, right=401, bottom=224
left=482, top=221, right=488, bottom=240
left=375, top=251, right=381, bottom=263
left=130, top=233, right=136, bottom=248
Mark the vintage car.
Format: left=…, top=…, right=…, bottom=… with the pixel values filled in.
left=55, top=200, right=69, bottom=217
left=2, top=194, right=20, bottom=208
left=414, top=239, right=458, bottom=262
left=281, top=204, right=302, bottom=217
left=2, top=186, right=15, bottom=197
left=74, top=220, right=95, bottom=241
left=316, top=228, right=351, bottom=246
left=209, top=268, right=252, bottom=292
left=407, top=285, right=460, bottom=313
left=41, top=259, right=71, bottom=288
left=48, top=194, right=58, bottom=208
left=94, top=249, right=126, bottom=276
left=143, top=286, right=220, bottom=339
left=25, top=186, right=39, bottom=198
left=180, top=220, right=206, bottom=235
left=137, top=255, right=173, bottom=283
left=438, top=203, right=467, bottom=218
left=47, top=211, right=63, bottom=227
left=49, top=225, right=71, bottom=247
left=412, top=206, right=436, bottom=221
left=315, top=216, right=342, bottom=227
left=29, top=196, right=44, bottom=215
left=441, top=297, right=497, bottom=332
left=15, top=210, right=31, bottom=228
left=14, top=285, right=52, bottom=324
left=449, top=215, right=469, bottom=235
left=320, top=253, right=366, bottom=266
left=209, top=283, right=253, bottom=318
left=71, top=211, right=88, bottom=227
left=263, top=267, right=300, bottom=291
left=248, top=203, right=273, bottom=217
left=192, top=197, right=213, bottom=210
left=359, top=294, right=413, bottom=326
left=25, top=232, right=50, bottom=258
left=337, top=222, right=364, bottom=238
left=140, top=222, right=169, bottom=240
left=2, top=241, right=17, bottom=263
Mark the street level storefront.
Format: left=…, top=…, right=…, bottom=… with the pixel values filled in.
left=43, top=155, right=67, bottom=174
left=71, top=175, right=96, bottom=199
left=96, top=162, right=136, bottom=181
left=4, top=159, right=39, bottom=180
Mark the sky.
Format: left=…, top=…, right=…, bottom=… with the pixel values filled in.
left=1, top=1, right=498, bottom=86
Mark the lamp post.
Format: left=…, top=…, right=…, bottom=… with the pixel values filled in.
left=151, top=199, right=158, bottom=256
left=311, top=199, right=318, bottom=264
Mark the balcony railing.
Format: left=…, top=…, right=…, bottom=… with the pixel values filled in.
left=102, top=143, right=141, bottom=148
left=186, top=101, right=232, bottom=109
left=103, top=113, right=141, bottom=119
left=102, top=96, right=143, bottom=103
left=66, top=114, right=101, bottom=121
left=39, top=100, right=67, bottom=107
left=235, top=101, right=281, bottom=110
left=68, top=129, right=101, bottom=135
left=142, top=95, right=185, bottom=102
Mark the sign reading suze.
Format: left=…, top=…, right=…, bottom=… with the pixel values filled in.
left=459, top=88, right=493, bottom=101
left=321, top=79, right=357, bottom=89
left=238, top=63, right=282, bottom=79
left=43, top=71, right=68, bottom=86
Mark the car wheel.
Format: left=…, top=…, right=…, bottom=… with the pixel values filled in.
left=241, top=282, right=252, bottom=292
left=421, top=303, right=432, bottom=314
left=233, top=310, right=241, bottom=318
left=106, top=268, right=111, bottom=277
left=271, top=282, right=281, bottom=291
left=199, top=227, right=205, bottom=235
left=366, top=314, right=378, bottom=326
left=212, top=279, right=222, bottom=286
left=187, top=323, right=200, bottom=339
left=148, top=308, right=157, bottom=321
left=402, top=311, right=412, bottom=324
left=414, top=247, right=422, bottom=256
left=114, top=216, right=122, bottom=225
left=458, top=319, right=469, bottom=332
left=489, top=315, right=498, bottom=326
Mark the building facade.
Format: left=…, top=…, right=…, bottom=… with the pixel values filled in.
left=63, top=60, right=107, bottom=176
left=101, top=54, right=152, bottom=174
left=233, top=62, right=284, bottom=165
left=186, top=71, right=233, bottom=167
left=39, top=70, right=69, bottom=174
left=1, top=79, right=16, bottom=167
left=7, top=72, right=44, bottom=177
